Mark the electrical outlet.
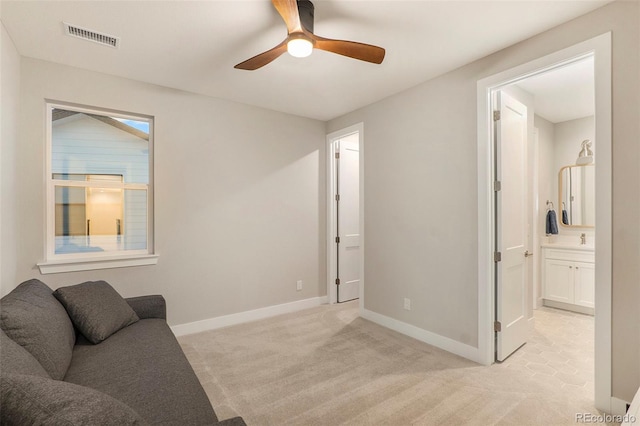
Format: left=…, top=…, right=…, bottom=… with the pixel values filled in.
left=296, top=280, right=303, bottom=291
left=403, top=298, right=411, bottom=310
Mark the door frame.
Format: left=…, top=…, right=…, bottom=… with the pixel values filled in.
left=326, top=123, right=364, bottom=307
left=476, top=33, right=612, bottom=412
left=531, top=127, right=540, bottom=311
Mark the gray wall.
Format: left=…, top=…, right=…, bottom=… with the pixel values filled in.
left=328, top=1, right=639, bottom=401
left=535, top=114, right=555, bottom=308
left=3, top=0, right=638, bottom=404
left=554, top=116, right=596, bottom=233
left=535, top=114, right=556, bottom=241
left=3, top=57, right=328, bottom=327
left=1, top=22, right=20, bottom=297
left=537, top=114, right=596, bottom=238
left=554, top=116, right=595, bottom=172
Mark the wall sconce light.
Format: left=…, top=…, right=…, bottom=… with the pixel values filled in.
left=576, top=139, right=594, bottom=165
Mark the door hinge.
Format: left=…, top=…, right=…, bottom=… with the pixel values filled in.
left=494, top=321, right=502, bottom=332
left=335, top=278, right=340, bottom=285
left=335, top=194, right=340, bottom=201
left=335, top=236, right=340, bottom=244
left=493, top=111, right=501, bottom=121
left=335, top=152, right=340, bottom=159
left=494, top=180, right=501, bottom=192
left=494, top=251, right=502, bottom=262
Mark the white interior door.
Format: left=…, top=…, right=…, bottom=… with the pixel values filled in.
left=336, top=134, right=360, bottom=303
left=495, top=91, right=529, bottom=361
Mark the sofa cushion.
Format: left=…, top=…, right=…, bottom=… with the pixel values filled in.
left=0, top=373, right=147, bottom=426
left=0, top=330, right=49, bottom=378
left=0, top=279, right=75, bottom=380
left=64, top=318, right=218, bottom=425
left=53, top=280, right=139, bottom=344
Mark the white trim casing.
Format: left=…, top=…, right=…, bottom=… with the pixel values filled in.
left=476, top=33, right=612, bottom=412
left=326, top=136, right=338, bottom=305
left=531, top=128, right=541, bottom=310
left=43, top=100, right=155, bottom=271
left=171, top=296, right=328, bottom=337
left=37, top=254, right=158, bottom=274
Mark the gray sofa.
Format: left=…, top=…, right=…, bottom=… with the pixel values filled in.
left=0, top=279, right=245, bottom=426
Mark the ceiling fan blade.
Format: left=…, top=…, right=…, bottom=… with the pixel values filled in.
left=234, top=40, right=288, bottom=70
left=272, top=0, right=303, bottom=34
left=312, top=35, right=385, bottom=64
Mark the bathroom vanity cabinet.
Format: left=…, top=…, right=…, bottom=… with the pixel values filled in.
left=542, top=247, right=595, bottom=315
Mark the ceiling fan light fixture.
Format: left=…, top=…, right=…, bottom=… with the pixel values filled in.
left=287, top=38, right=313, bottom=58
left=233, top=0, right=385, bottom=70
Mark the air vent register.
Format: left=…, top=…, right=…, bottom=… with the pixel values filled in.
left=63, top=22, right=120, bottom=48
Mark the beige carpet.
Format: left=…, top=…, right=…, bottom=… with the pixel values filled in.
left=178, top=302, right=613, bottom=426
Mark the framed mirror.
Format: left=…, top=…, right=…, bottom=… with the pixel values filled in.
left=559, top=164, right=595, bottom=227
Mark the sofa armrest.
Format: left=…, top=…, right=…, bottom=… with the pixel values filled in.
left=125, top=295, right=166, bottom=320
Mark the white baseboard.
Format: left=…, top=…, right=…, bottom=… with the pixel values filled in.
left=543, top=299, right=594, bottom=316
left=171, top=296, right=328, bottom=337
left=361, top=309, right=481, bottom=364
left=622, top=390, right=640, bottom=425
left=612, top=396, right=631, bottom=416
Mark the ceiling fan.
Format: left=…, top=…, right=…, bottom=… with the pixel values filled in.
left=234, top=0, right=385, bottom=70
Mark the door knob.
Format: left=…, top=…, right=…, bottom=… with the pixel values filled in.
left=524, top=250, right=533, bottom=257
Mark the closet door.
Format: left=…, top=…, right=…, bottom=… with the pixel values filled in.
left=336, top=135, right=360, bottom=303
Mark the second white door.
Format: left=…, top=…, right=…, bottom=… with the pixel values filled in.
left=495, top=90, right=529, bottom=361
left=336, top=134, right=360, bottom=303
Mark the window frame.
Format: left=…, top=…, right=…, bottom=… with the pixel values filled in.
left=38, top=101, right=157, bottom=274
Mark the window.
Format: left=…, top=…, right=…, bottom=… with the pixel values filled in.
left=39, top=103, right=156, bottom=273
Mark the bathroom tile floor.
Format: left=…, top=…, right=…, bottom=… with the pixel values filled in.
left=499, top=306, right=595, bottom=394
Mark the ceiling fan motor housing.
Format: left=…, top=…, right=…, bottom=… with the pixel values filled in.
left=298, top=0, right=314, bottom=33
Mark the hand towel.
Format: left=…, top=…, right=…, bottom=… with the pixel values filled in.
left=562, top=209, right=569, bottom=225
left=546, top=210, right=559, bottom=235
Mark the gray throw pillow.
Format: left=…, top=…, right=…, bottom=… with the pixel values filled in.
left=0, top=279, right=76, bottom=380
left=54, top=281, right=139, bottom=344
left=0, top=373, right=148, bottom=425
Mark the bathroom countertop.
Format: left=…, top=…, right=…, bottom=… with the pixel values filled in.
left=540, top=242, right=595, bottom=252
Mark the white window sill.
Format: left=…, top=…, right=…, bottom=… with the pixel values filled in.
left=37, top=254, right=159, bottom=275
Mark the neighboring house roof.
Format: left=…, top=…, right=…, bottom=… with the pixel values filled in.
left=52, top=109, right=149, bottom=141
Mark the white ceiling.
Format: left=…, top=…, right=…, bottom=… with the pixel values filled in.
left=515, top=56, right=595, bottom=123
left=0, top=1, right=610, bottom=121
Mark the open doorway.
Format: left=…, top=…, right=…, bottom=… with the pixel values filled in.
left=327, top=124, right=364, bottom=305
left=492, top=55, right=596, bottom=362
left=477, top=33, right=613, bottom=413
left=514, top=58, right=596, bottom=315
left=491, top=57, right=598, bottom=411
